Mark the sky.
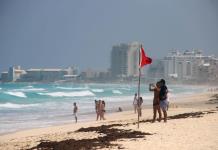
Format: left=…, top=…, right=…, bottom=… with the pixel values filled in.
left=0, top=0, right=218, bottom=72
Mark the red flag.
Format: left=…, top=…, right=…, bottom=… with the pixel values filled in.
left=139, top=47, right=152, bottom=68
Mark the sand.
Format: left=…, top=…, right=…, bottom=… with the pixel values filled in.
left=0, top=92, right=218, bottom=150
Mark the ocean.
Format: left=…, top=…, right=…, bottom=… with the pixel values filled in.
left=0, top=82, right=205, bottom=134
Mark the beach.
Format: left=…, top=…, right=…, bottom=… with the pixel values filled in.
left=0, top=92, right=218, bottom=150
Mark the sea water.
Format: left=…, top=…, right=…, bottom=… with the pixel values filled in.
left=0, top=82, right=205, bottom=134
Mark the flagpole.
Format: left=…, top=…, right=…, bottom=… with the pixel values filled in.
left=137, top=45, right=142, bottom=129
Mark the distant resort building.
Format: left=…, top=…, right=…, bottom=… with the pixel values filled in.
left=110, top=42, right=140, bottom=78
left=163, top=49, right=218, bottom=83
left=1, top=66, right=26, bottom=82
left=1, top=66, right=78, bottom=82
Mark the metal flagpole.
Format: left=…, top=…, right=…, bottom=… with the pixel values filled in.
left=137, top=45, right=142, bottom=128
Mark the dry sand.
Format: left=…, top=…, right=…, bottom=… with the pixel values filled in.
left=0, top=92, right=218, bottom=150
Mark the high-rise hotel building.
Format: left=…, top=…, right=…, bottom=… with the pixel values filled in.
left=163, top=49, right=218, bottom=81
left=111, top=42, right=141, bottom=77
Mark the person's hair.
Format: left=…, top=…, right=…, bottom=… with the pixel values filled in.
left=160, top=79, right=166, bottom=85
left=74, top=102, right=76, bottom=105
left=135, top=93, right=137, bottom=96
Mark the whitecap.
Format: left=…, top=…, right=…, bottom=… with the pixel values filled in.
left=56, top=87, right=89, bottom=90
left=56, top=87, right=74, bottom=90
left=91, top=89, right=104, bottom=93
left=12, top=88, right=45, bottom=92
left=72, top=87, right=89, bottom=90
left=26, top=85, right=33, bottom=88
left=5, top=91, right=27, bottom=98
left=112, top=90, right=122, bottom=94
left=0, top=103, right=39, bottom=109
left=38, top=90, right=95, bottom=97
left=118, top=87, right=131, bottom=91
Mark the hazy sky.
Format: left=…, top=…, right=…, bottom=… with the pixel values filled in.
left=0, top=0, right=217, bottom=72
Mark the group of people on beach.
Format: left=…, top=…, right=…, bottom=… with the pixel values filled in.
left=95, top=100, right=106, bottom=120
left=73, top=79, right=168, bottom=124
left=132, top=79, right=169, bottom=123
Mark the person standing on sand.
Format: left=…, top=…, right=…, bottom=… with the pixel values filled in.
left=101, top=100, right=106, bottom=120
left=137, top=97, right=143, bottom=117
left=133, top=93, right=138, bottom=113
left=73, top=102, right=78, bottom=123
left=159, top=79, right=168, bottom=123
left=95, top=100, right=97, bottom=111
left=96, top=100, right=100, bottom=121
left=99, top=100, right=105, bottom=120
left=149, top=82, right=162, bottom=122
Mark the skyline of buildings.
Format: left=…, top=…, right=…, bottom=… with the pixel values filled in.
left=163, top=49, right=218, bottom=82
left=1, top=42, right=218, bottom=83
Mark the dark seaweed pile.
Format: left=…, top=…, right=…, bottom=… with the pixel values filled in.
left=28, top=124, right=152, bottom=150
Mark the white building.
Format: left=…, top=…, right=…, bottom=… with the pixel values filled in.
left=20, top=69, right=68, bottom=82
left=164, top=49, right=218, bottom=81
left=111, top=42, right=140, bottom=77
left=1, top=66, right=78, bottom=82
left=1, top=66, right=26, bottom=82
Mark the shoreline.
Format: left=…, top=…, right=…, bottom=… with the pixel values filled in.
left=0, top=91, right=210, bottom=136
left=1, top=92, right=218, bottom=149
left=0, top=92, right=214, bottom=135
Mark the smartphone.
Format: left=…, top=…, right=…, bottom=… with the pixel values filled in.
left=149, top=83, right=155, bottom=90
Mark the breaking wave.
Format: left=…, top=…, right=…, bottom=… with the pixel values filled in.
left=91, top=89, right=104, bottom=93
left=112, top=90, right=122, bottom=94
left=38, top=90, right=95, bottom=97
left=56, top=87, right=89, bottom=90
left=56, top=87, right=74, bottom=90
left=12, top=88, right=45, bottom=92
left=5, top=91, right=27, bottom=98
left=0, top=103, right=39, bottom=109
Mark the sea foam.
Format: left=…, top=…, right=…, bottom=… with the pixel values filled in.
left=12, top=88, right=45, bottom=92
left=5, top=91, right=27, bottom=98
left=56, top=87, right=89, bottom=90
left=91, top=89, right=104, bottom=93
left=112, top=90, right=122, bottom=94
left=38, top=90, right=95, bottom=97
left=0, top=103, right=39, bottom=109
left=56, top=87, right=74, bottom=90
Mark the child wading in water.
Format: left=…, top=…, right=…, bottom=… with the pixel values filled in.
left=149, top=82, right=162, bottom=122
left=73, top=102, right=78, bottom=123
